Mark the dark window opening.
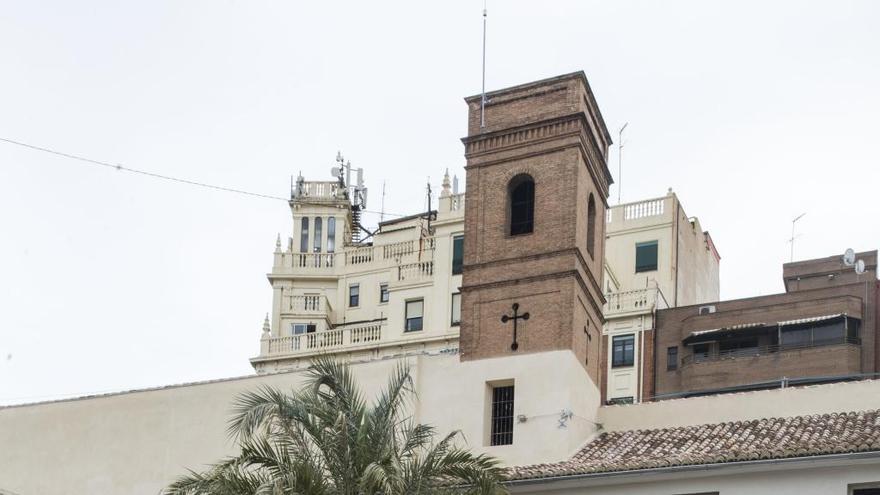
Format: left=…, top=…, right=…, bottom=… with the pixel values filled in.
left=667, top=346, right=679, bottom=371
left=313, top=217, right=323, bottom=253
left=587, top=194, right=597, bottom=258
left=853, top=488, right=880, bottom=495
left=405, top=299, right=423, bottom=332
left=379, top=283, right=389, bottom=303
left=348, top=284, right=359, bottom=307
left=693, top=343, right=711, bottom=362
left=606, top=397, right=634, bottom=405
left=299, top=217, right=310, bottom=253
left=635, top=240, right=658, bottom=272
left=612, top=334, right=635, bottom=367
left=490, top=385, right=514, bottom=446
left=451, top=292, right=461, bottom=326
left=452, top=235, right=464, bottom=275
left=719, top=337, right=759, bottom=353
left=509, top=175, right=535, bottom=236
left=327, top=217, right=336, bottom=253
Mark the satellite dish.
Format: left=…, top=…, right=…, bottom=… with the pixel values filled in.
left=843, top=248, right=856, bottom=266
left=855, top=259, right=866, bottom=275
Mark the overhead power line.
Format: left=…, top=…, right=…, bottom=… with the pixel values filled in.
left=0, top=136, right=408, bottom=217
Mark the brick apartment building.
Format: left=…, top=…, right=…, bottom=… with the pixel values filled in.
left=647, top=251, right=879, bottom=399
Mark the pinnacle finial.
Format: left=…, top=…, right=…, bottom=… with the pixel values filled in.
left=441, top=168, right=452, bottom=197
left=275, top=233, right=282, bottom=252
left=262, top=313, right=271, bottom=334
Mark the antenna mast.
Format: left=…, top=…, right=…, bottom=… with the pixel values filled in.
left=380, top=181, right=386, bottom=223
left=480, top=0, right=488, bottom=128
left=788, top=212, right=806, bottom=262
left=617, top=122, right=628, bottom=204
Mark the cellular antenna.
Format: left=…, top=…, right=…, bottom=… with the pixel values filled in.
left=788, top=212, right=806, bottom=262
left=380, top=181, right=386, bottom=223
left=480, top=0, right=488, bottom=128
left=617, top=122, right=629, bottom=204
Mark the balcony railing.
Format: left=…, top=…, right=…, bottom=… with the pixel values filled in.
left=624, top=198, right=665, bottom=220
left=265, top=322, right=385, bottom=357
left=604, top=286, right=668, bottom=317
left=293, top=181, right=343, bottom=200
left=680, top=338, right=861, bottom=366
left=283, top=294, right=331, bottom=315
left=397, top=261, right=434, bottom=282
left=274, top=238, right=436, bottom=273
left=293, top=253, right=336, bottom=268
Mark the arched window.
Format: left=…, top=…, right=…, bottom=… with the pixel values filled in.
left=313, top=217, right=323, bottom=252
left=299, top=217, right=309, bottom=253
left=508, top=174, right=535, bottom=236
left=587, top=194, right=596, bottom=258
left=327, top=217, right=336, bottom=253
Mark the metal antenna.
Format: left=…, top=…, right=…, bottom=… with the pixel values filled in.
left=380, top=181, right=386, bottom=223
left=788, top=212, right=806, bottom=262
left=617, top=122, right=629, bottom=204
left=480, top=0, right=488, bottom=128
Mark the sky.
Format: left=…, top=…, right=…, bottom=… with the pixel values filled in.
left=1, top=0, right=878, bottom=405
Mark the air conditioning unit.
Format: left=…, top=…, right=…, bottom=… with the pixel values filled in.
left=698, top=305, right=716, bottom=315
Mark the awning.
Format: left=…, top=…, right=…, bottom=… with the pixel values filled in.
left=778, top=313, right=846, bottom=327
left=684, top=322, right=767, bottom=345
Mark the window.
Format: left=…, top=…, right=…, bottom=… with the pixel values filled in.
left=327, top=217, right=336, bottom=253
left=667, top=346, right=678, bottom=371
left=451, top=293, right=461, bottom=326
left=291, top=323, right=307, bottom=335
left=313, top=217, right=323, bottom=252
left=490, top=385, right=514, bottom=446
left=851, top=486, right=880, bottom=495
left=452, top=235, right=464, bottom=275
left=348, top=284, right=359, bottom=307
left=299, top=217, right=309, bottom=253
left=607, top=397, right=634, bottom=405
left=635, top=240, right=658, bottom=272
left=508, top=174, right=535, bottom=236
left=405, top=299, right=423, bottom=332
left=379, top=283, right=389, bottom=303
left=587, top=194, right=596, bottom=258
left=612, top=334, right=635, bottom=367
left=693, top=343, right=711, bottom=362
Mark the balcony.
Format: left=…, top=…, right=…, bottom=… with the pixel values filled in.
left=263, top=321, right=385, bottom=357
left=273, top=238, right=436, bottom=276
left=604, top=286, right=668, bottom=318
left=678, top=339, right=862, bottom=392
left=281, top=294, right=332, bottom=318
left=396, top=260, right=434, bottom=283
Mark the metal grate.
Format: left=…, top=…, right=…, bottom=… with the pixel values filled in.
left=490, top=385, right=515, bottom=446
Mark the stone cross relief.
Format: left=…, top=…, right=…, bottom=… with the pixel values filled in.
left=501, top=303, right=529, bottom=351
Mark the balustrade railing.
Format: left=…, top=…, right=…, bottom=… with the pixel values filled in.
left=397, top=261, right=434, bottom=282
left=284, top=294, right=331, bottom=315
left=604, top=287, right=666, bottom=316
left=293, top=253, right=336, bottom=269
left=265, top=322, right=385, bottom=356
left=623, top=198, right=666, bottom=220
left=346, top=245, right=375, bottom=265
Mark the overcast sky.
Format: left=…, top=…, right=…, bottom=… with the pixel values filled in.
left=1, top=1, right=878, bottom=405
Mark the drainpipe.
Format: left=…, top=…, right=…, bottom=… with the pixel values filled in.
left=673, top=198, right=680, bottom=307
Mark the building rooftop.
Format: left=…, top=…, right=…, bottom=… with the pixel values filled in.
left=507, top=409, right=880, bottom=481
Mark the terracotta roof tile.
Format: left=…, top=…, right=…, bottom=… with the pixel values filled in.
left=507, top=409, right=880, bottom=481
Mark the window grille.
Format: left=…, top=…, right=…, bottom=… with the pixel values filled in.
left=490, top=385, right=514, bottom=446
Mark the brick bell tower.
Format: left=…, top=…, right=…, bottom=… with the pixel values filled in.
left=459, top=72, right=613, bottom=384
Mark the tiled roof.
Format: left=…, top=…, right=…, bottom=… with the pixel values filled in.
left=507, top=410, right=880, bottom=481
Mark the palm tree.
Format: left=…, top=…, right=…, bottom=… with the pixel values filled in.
left=166, top=357, right=508, bottom=495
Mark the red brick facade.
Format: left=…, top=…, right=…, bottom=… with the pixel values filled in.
left=459, top=72, right=613, bottom=386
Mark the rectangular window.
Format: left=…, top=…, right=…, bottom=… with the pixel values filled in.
left=852, top=487, right=880, bottom=495
left=635, top=240, right=658, bottom=273
left=667, top=346, right=678, bottom=371
left=452, top=235, right=464, bottom=275
left=612, top=334, right=635, bottom=367
left=291, top=323, right=308, bottom=336
left=348, top=284, right=359, bottom=307
left=405, top=299, right=423, bottom=332
left=490, top=385, right=515, bottom=446
left=379, top=283, right=389, bottom=303
left=451, top=292, right=461, bottom=326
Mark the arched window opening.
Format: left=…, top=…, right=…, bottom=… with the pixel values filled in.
left=587, top=194, right=596, bottom=258
left=509, top=174, right=535, bottom=236
left=313, top=217, right=323, bottom=252
left=299, top=217, right=309, bottom=253
left=327, top=217, right=336, bottom=253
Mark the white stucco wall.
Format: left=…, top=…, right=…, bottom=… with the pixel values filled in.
left=0, top=350, right=599, bottom=495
